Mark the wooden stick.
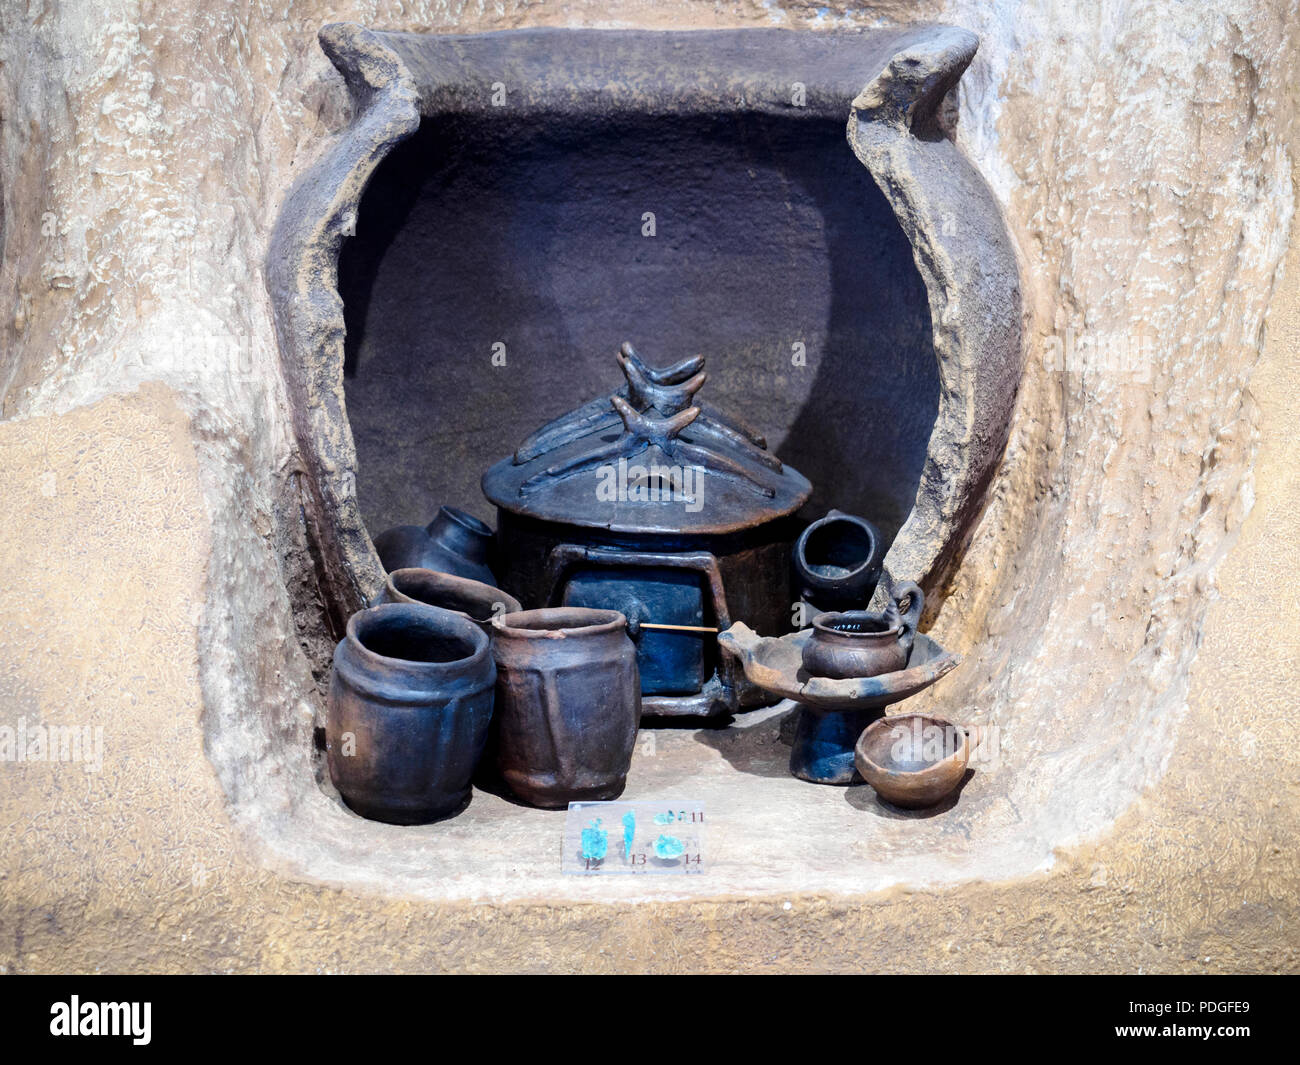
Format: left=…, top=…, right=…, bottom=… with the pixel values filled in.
left=638, top=622, right=720, bottom=634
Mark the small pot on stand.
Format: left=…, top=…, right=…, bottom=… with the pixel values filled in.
left=790, top=582, right=924, bottom=784
left=718, top=583, right=960, bottom=788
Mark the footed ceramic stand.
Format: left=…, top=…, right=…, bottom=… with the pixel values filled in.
left=718, top=623, right=962, bottom=785
left=790, top=706, right=879, bottom=784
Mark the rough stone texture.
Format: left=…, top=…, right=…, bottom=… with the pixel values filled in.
left=844, top=25, right=1023, bottom=595
left=0, top=0, right=1297, bottom=971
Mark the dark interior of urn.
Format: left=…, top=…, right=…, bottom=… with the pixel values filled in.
left=339, top=110, right=937, bottom=549
left=802, top=519, right=877, bottom=579
left=355, top=610, right=478, bottom=664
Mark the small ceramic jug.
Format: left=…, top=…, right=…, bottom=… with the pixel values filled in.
left=372, top=506, right=497, bottom=585
left=792, top=510, right=884, bottom=612
left=801, top=581, right=924, bottom=680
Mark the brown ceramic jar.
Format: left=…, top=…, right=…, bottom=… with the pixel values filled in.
left=801, top=581, right=924, bottom=680
left=490, top=607, right=641, bottom=808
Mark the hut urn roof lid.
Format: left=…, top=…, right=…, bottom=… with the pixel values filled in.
left=481, top=343, right=812, bottom=536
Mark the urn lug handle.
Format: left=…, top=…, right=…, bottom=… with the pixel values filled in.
left=891, top=580, right=925, bottom=659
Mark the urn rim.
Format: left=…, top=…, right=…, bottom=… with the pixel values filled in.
left=491, top=606, right=628, bottom=640
left=344, top=602, right=490, bottom=675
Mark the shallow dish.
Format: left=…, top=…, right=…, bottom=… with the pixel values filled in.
left=717, top=623, right=960, bottom=711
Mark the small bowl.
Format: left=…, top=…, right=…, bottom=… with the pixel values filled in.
left=854, top=713, right=974, bottom=809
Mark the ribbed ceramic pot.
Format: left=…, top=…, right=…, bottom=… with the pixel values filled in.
left=792, top=581, right=924, bottom=785
left=327, top=602, right=495, bottom=824
left=491, top=607, right=641, bottom=809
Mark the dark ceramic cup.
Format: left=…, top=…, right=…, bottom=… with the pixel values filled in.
left=379, top=567, right=522, bottom=630
left=491, top=607, right=641, bottom=809
left=793, top=510, right=884, bottom=612
left=327, top=602, right=495, bottom=824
